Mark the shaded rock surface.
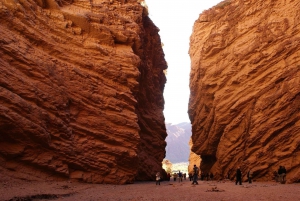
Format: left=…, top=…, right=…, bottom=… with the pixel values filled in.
left=0, top=0, right=167, bottom=184
left=189, top=0, right=300, bottom=182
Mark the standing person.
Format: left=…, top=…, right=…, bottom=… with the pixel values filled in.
left=282, top=166, right=287, bottom=182
left=189, top=172, right=193, bottom=181
left=201, top=172, right=205, bottom=181
left=156, top=172, right=161, bottom=185
left=178, top=171, right=183, bottom=182
left=247, top=169, right=253, bottom=183
left=192, top=165, right=199, bottom=185
left=173, top=172, right=178, bottom=181
left=206, top=173, right=209, bottom=181
left=236, top=167, right=242, bottom=185
left=227, top=169, right=232, bottom=180
left=278, top=166, right=283, bottom=182
left=273, top=171, right=279, bottom=182
left=167, top=173, right=171, bottom=181
left=183, top=173, right=186, bottom=180
left=210, top=172, right=214, bottom=181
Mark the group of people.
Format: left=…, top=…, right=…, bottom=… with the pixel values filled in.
left=201, top=172, right=214, bottom=181
left=274, top=166, right=287, bottom=183
left=236, top=165, right=287, bottom=185
left=155, top=171, right=187, bottom=185
left=156, top=165, right=287, bottom=186
left=188, top=171, right=214, bottom=181
left=235, top=167, right=254, bottom=185
left=172, top=171, right=187, bottom=182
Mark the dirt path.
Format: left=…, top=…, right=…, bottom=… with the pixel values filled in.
left=1, top=174, right=300, bottom=201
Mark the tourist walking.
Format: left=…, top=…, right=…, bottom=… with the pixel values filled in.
left=236, top=167, right=242, bottom=185
left=178, top=171, right=183, bottom=182
left=156, top=172, right=161, bottom=185
left=282, top=166, right=287, bottom=183
left=278, top=166, right=283, bottom=182
left=167, top=173, right=171, bottom=181
left=192, top=165, right=199, bottom=185
left=201, top=172, right=205, bottom=181
left=173, top=172, right=178, bottom=181
left=206, top=173, right=209, bottom=181
left=273, top=170, right=279, bottom=182
left=209, top=172, right=214, bottom=181
left=247, top=169, right=253, bottom=183
left=227, top=169, right=232, bottom=180
left=189, top=172, right=193, bottom=181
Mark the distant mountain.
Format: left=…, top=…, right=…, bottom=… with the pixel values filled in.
left=165, top=122, right=192, bottom=163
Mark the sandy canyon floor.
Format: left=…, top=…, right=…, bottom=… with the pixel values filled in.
left=1, top=171, right=300, bottom=201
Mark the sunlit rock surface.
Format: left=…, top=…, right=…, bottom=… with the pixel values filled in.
left=188, top=138, right=201, bottom=174
left=0, top=0, right=167, bottom=184
left=189, top=0, right=300, bottom=182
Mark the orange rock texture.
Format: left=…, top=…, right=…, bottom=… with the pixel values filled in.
left=189, top=0, right=300, bottom=182
left=188, top=138, right=201, bottom=174
left=0, top=0, right=167, bottom=184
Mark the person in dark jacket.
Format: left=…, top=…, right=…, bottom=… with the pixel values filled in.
left=178, top=171, right=183, bottom=182
left=189, top=172, right=193, bottom=181
left=209, top=172, right=214, bottom=181
left=192, top=165, right=199, bottom=185
left=236, top=167, right=242, bottom=185
left=278, top=166, right=283, bottom=182
left=282, top=166, right=287, bottom=182
left=201, top=172, right=205, bottom=181
left=206, top=173, right=209, bottom=181
left=167, top=173, right=171, bottom=181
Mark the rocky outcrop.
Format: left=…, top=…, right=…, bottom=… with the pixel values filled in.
left=0, top=0, right=167, bottom=184
left=189, top=0, right=300, bottom=182
left=188, top=138, right=201, bottom=174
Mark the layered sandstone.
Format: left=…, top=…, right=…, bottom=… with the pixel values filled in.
left=188, top=138, right=201, bottom=174
left=0, top=0, right=167, bottom=184
left=189, top=0, right=300, bottom=182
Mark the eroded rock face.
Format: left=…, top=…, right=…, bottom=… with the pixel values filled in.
left=189, top=0, right=300, bottom=182
left=0, top=0, right=167, bottom=184
left=188, top=138, right=201, bottom=174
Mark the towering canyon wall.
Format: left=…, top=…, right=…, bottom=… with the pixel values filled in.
left=0, top=0, right=167, bottom=184
left=189, top=0, right=300, bottom=182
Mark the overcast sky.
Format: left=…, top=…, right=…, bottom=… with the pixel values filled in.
left=146, top=0, right=222, bottom=124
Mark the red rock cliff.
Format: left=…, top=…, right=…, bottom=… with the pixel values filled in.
left=189, top=0, right=300, bottom=182
left=0, top=0, right=167, bottom=184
